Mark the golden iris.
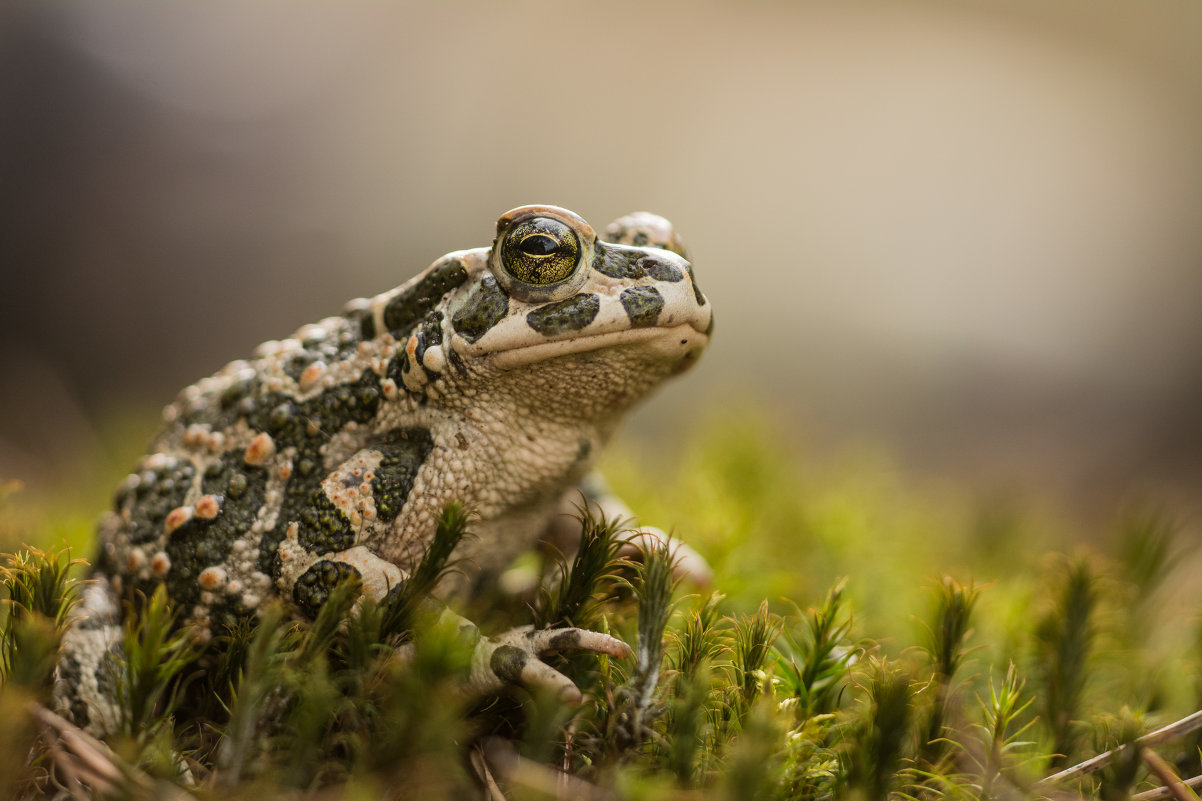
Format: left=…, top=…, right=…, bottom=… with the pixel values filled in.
left=500, top=217, right=580, bottom=286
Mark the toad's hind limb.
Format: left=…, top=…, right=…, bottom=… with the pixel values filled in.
left=54, top=576, right=124, bottom=737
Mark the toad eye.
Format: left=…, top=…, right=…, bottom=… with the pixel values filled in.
left=501, top=217, right=580, bottom=286
left=518, top=234, right=558, bottom=256
left=490, top=205, right=596, bottom=303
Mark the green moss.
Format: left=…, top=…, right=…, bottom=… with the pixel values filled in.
left=4, top=402, right=1200, bottom=798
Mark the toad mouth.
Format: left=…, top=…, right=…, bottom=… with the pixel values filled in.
left=465, top=323, right=710, bottom=372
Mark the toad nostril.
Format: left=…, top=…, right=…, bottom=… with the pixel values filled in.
left=639, top=257, right=683, bottom=283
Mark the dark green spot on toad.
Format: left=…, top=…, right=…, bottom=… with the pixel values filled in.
left=595, top=246, right=646, bottom=279
left=550, top=629, right=582, bottom=650
left=253, top=370, right=383, bottom=575
left=297, top=492, right=357, bottom=555
left=527, top=293, right=600, bottom=336
left=372, top=428, right=434, bottom=522
left=162, top=455, right=267, bottom=611
left=489, top=644, right=530, bottom=683
left=620, top=286, right=664, bottom=328
left=452, top=275, right=509, bottom=343
left=641, top=258, right=682, bottom=282
left=383, top=258, right=469, bottom=338
left=412, top=311, right=445, bottom=372
left=293, top=560, right=362, bottom=619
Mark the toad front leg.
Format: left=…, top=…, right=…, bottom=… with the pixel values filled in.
left=280, top=537, right=630, bottom=699
left=457, top=616, right=630, bottom=702
left=274, top=454, right=630, bottom=700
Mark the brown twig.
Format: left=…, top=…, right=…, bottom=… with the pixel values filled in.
left=1037, top=710, right=1202, bottom=786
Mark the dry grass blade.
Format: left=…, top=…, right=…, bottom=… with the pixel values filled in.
left=1141, top=749, right=1200, bottom=801
left=1037, top=710, right=1202, bottom=786
left=30, top=702, right=126, bottom=794
left=1134, top=775, right=1202, bottom=801
left=27, top=702, right=178, bottom=800
left=480, top=737, right=615, bottom=801
left=470, top=743, right=508, bottom=801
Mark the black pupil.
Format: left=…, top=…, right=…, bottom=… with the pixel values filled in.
left=519, top=234, right=559, bottom=256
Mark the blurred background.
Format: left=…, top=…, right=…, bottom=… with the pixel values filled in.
left=1, top=1, right=1200, bottom=522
